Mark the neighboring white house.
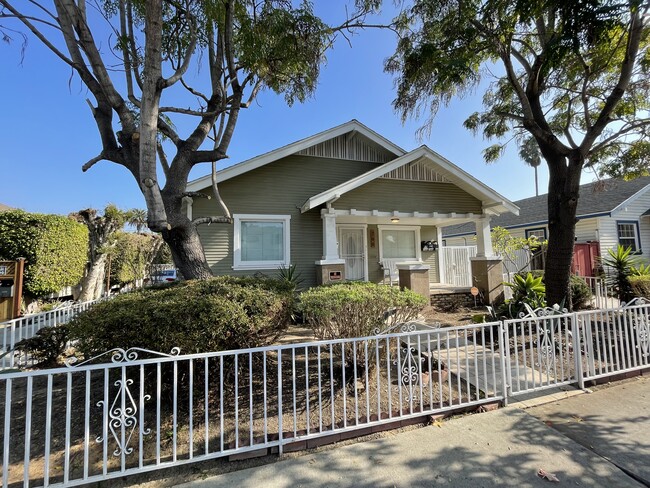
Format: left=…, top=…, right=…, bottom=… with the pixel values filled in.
left=442, top=177, right=650, bottom=276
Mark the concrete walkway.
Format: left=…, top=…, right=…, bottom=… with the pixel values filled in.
left=175, top=376, right=650, bottom=488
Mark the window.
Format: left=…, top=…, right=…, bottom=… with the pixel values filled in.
left=525, top=228, right=547, bottom=240
left=233, top=214, right=291, bottom=269
left=617, top=221, right=641, bottom=253
left=378, top=226, right=421, bottom=260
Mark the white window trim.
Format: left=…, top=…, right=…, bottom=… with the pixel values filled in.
left=377, top=225, right=422, bottom=261
left=616, top=220, right=641, bottom=254
left=233, top=214, right=291, bottom=270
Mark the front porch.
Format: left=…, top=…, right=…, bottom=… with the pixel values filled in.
left=299, top=146, right=518, bottom=305
left=314, top=208, right=505, bottom=304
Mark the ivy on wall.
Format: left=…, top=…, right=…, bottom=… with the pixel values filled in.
left=0, top=210, right=89, bottom=296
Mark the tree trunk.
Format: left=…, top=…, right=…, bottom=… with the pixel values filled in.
left=544, top=152, right=584, bottom=309
left=162, top=220, right=212, bottom=280
left=79, top=254, right=107, bottom=302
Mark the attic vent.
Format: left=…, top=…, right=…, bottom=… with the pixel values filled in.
left=381, top=161, right=451, bottom=183
left=297, top=134, right=395, bottom=163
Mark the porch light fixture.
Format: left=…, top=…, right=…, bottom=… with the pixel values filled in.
left=390, top=217, right=400, bottom=223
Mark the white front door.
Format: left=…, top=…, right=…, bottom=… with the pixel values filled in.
left=338, top=226, right=367, bottom=281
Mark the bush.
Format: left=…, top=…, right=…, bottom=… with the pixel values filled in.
left=299, top=282, right=427, bottom=340
left=629, top=275, right=650, bottom=298
left=569, top=275, right=592, bottom=310
left=67, top=276, right=294, bottom=358
left=0, top=210, right=88, bottom=296
left=15, top=326, right=70, bottom=366
left=516, top=270, right=592, bottom=310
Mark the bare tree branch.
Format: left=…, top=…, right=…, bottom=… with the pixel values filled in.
left=82, top=152, right=105, bottom=172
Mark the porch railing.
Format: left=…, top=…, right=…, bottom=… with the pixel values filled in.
left=2, top=300, right=649, bottom=487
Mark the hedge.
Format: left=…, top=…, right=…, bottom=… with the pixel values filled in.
left=67, top=276, right=294, bottom=358
left=0, top=210, right=88, bottom=296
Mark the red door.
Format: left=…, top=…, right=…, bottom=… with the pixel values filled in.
left=571, top=242, right=600, bottom=277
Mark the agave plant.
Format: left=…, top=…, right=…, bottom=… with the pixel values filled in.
left=630, top=263, right=650, bottom=277
left=601, top=245, right=637, bottom=302
left=505, top=273, right=547, bottom=310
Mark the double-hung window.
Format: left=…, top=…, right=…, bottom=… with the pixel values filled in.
left=378, top=226, right=421, bottom=261
left=617, top=221, right=641, bottom=253
left=525, top=228, right=547, bottom=241
left=233, top=214, right=291, bottom=269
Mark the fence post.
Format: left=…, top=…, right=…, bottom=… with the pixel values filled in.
left=571, top=313, right=585, bottom=390
left=499, top=321, right=510, bottom=406
left=277, top=348, right=283, bottom=456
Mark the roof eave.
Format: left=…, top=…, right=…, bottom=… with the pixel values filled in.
left=186, top=120, right=406, bottom=192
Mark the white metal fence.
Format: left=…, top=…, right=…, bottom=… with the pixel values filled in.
left=2, top=300, right=650, bottom=487
left=0, top=299, right=101, bottom=370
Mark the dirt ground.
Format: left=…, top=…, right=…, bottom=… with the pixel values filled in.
left=420, top=305, right=486, bottom=327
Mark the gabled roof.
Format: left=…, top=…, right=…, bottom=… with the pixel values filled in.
left=186, top=120, right=405, bottom=192
left=300, top=145, right=519, bottom=215
left=442, top=176, right=650, bottom=237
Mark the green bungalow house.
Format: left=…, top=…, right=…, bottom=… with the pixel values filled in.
left=185, top=121, right=519, bottom=303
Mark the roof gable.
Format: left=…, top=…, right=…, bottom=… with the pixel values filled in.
left=186, top=120, right=405, bottom=192
left=301, top=146, right=519, bottom=215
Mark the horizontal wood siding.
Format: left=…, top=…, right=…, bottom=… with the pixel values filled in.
left=611, top=188, right=650, bottom=262
left=575, top=219, right=599, bottom=242
left=597, top=217, right=619, bottom=261
left=421, top=225, right=440, bottom=283
left=366, top=225, right=382, bottom=283
left=193, top=155, right=379, bottom=288
left=335, top=181, right=483, bottom=214
left=444, top=236, right=475, bottom=246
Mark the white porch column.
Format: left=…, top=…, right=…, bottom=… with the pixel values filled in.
left=318, top=211, right=343, bottom=263
left=475, top=216, right=495, bottom=257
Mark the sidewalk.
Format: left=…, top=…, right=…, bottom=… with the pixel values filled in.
left=175, top=376, right=650, bottom=488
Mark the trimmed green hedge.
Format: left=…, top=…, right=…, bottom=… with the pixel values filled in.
left=300, top=281, right=427, bottom=340
left=0, top=210, right=88, bottom=296
left=67, top=276, right=294, bottom=357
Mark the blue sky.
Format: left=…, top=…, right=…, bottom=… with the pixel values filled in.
left=0, top=2, right=556, bottom=216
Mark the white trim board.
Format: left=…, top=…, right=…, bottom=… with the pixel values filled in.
left=300, top=146, right=519, bottom=216
left=232, top=214, right=291, bottom=270
left=186, top=120, right=406, bottom=192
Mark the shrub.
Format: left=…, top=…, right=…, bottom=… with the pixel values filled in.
left=0, top=210, right=88, bottom=296
left=300, top=282, right=427, bottom=340
left=601, top=245, right=637, bottom=302
left=515, top=270, right=593, bottom=310
left=569, top=275, right=592, bottom=310
left=629, top=275, right=650, bottom=299
left=67, top=276, right=293, bottom=358
left=15, top=325, right=70, bottom=366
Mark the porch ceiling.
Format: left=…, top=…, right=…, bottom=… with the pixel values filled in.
left=329, top=208, right=484, bottom=227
